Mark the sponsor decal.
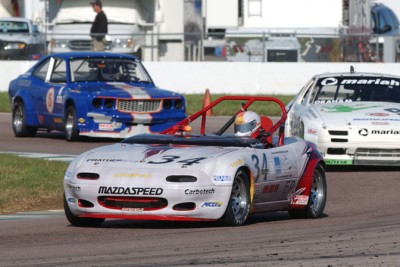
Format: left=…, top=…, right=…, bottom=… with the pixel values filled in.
left=87, top=158, right=126, bottom=162
left=67, top=198, right=75, bottom=204
left=372, top=122, right=389, bottom=125
left=56, top=87, right=65, bottom=104
left=262, top=184, right=279, bottom=193
left=213, top=175, right=232, bottom=182
left=53, top=118, right=62, bottom=124
left=325, top=159, right=353, bottom=165
left=353, top=118, right=400, bottom=122
left=65, top=171, right=73, bottom=178
left=201, top=202, right=223, bottom=208
left=306, top=128, right=318, bottom=135
left=98, top=186, right=163, bottom=195
left=78, top=118, right=85, bottom=123
left=358, top=128, right=400, bottom=136
left=314, top=99, right=352, bottom=104
left=46, top=87, right=55, bottom=113
left=113, top=173, right=151, bottom=178
left=56, top=95, right=63, bottom=104
left=291, top=195, right=309, bottom=205
left=274, top=157, right=281, bottom=174
left=99, top=123, right=113, bottom=131
left=67, top=184, right=81, bottom=191
left=366, top=113, right=389, bottom=117
left=230, top=159, right=244, bottom=167
left=320, top=77, right=400, bottom=87
left=283, top=180, right=296, bottom=194
left=122, top=208, right=144, bottom=212
left=185, top=188, right=215, bottom=195
left=321, top=104, right=381, bottom=113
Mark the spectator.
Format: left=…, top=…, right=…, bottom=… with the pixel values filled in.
left=90, top=0, right=108, bottom=51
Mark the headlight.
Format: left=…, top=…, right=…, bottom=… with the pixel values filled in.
left=52, top=39, right=68, bottom=48
left=113, top=38, right=133, bottom=48
left=4, top=42, right=26, bottom=50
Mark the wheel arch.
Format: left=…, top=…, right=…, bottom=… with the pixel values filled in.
left=12, top=93, right=38, bottom=125
left=236, top=165, right=255, bottom=208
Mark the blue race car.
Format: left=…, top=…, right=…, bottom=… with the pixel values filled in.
left=8, top=52, right=186, bottom=141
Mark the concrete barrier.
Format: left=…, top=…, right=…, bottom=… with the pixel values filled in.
left=2, top=60, right=400, bottom=95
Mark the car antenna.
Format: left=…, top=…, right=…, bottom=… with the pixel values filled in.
left=350, top=65, right=354, bottom=74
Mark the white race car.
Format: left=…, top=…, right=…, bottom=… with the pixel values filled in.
left=285, top=67, right=400, bottom=166
left=64, top=96, right=326, bottom=227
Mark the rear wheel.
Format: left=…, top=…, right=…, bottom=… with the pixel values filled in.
left=12, top=101, right=37, bottom=137
left=218, top=170, right=250, bottom=226
left=289, top=163, right=326, bottom=218
left=64, top=194, right=104, bottom=227
left=64, top=105, right=80, bottom=141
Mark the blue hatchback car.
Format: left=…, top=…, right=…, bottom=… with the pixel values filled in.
left=8, top=52, right=186, bottom=141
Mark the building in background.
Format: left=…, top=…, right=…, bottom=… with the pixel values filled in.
left=0, top=0, right=399, bottom=62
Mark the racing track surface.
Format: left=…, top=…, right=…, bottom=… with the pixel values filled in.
left=1, top=112, right=400, bottom=266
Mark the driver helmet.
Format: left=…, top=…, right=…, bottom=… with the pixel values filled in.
left=234, top=111, right=261, bottom=137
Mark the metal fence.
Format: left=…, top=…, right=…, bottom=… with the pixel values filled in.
left=4, top=30, right=400, bottom=63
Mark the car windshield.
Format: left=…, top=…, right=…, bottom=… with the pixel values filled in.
left=0, top=21, right=29, bottom=33
left=313, top=76, right=400, bottom=103
left=69, top=58, right=152, bottom=83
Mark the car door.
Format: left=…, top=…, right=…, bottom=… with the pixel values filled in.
left=252, top=145, right=299, bottom=203
left=31, top=57, right=67, bottom=129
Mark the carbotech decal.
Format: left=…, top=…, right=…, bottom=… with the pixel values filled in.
left=185, top=188, right=215, bottom=195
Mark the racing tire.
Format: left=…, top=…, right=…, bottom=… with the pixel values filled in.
left=12, top=100, right=37, bottom=137
left=289, top=163, right=327, bottom=219
left=218, top=170, right=250, bottom=226
left=63, top=194, right=104, bottom=227
left=64, top=105, right=80, bottom=141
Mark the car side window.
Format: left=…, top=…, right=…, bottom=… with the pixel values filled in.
left=32, top=59, right=50, bottom=81
left=299, top=79, right=314, bottom=106
left=50, top=59, right=67, bottom=83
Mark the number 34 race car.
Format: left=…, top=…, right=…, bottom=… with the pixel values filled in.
left=64, top=96, right=327, bottom=227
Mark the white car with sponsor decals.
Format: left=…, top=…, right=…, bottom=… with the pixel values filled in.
left=285, top=67, right=400, bottom=166
left=64, top=96, right=327, bottom=227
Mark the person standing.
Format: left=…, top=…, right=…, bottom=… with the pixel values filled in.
left=90, top=0, right=108, bottom=51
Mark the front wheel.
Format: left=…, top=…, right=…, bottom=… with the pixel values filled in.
left=12, top=101, right=37, bottom=137
left=289, top=163, right=327, bottom=219
left=64, top=194, right=104, bottom=227
left=64, top=105, right=80, bottom=141
left=218, top=170, right=250, bottom=226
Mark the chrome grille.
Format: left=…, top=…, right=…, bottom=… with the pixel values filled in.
left=354, top=148, right=400, bottom=166
left=68, top=40, right=112, bottom=51
left=68, top=40, right=91, bottom=50
left=118, top=99, right=162, bottom=113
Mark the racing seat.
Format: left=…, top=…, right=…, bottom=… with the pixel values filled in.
left=259, top=115, right=273, bottom=145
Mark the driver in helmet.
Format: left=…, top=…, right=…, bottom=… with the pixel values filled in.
left=234, top=111, right=262, bottom=138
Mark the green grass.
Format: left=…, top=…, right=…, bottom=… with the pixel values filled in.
left=0, top=154, right=67, bottom=214
left=0, top=92, right=10, bottom=112
left=1, top=92, right=294, bottom=115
